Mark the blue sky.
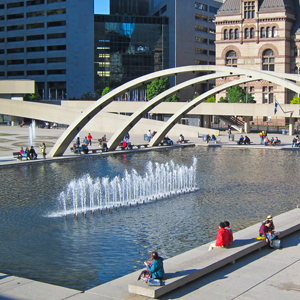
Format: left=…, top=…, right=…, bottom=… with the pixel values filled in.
left=94, top=0, right=109, bottom=14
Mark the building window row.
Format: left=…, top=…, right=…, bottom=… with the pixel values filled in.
left=195, top=13, right=215, bottom=23
left=3, top=32, right=65, bottom=43
left=0, top=45, right=66, bottom=54
left=223, top=26, right=277, bottom=40
left=225, top=49, right=275, bottom=71
left=195, top=2, right=218, bottom=14
left=2, top=20, right=66, bottom=31
left=195, top=36, right=207, bottom=44
left=261, top=26, right=277, bottom=38
left=224, top=29, right=239, bottom=40
left=3, top=0, right=66, bottom=9
left=0, top=69, right=66, bottom=77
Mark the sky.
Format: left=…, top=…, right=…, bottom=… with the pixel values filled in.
left=94, top=0, right=110, bottom=14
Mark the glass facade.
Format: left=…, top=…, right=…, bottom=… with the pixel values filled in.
left=94, top=14, right=169, bottom=93
left=110, top=0, right=149, bottom=16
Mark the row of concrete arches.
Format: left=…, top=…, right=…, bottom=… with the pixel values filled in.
left=48, top=66, right=300, bottom=157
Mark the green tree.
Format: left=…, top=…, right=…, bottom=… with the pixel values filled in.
left=165, top=94, right=180, bottom=102
left=290, top=96, right=300, bottom=104
left=218, top=86, right=255, bottom=103
left=205, top=96, right=215, bottom=103
left=146, top=77, right=170, bottom=100
left=101, top=87, right=111, bottom=97
left=24, top=86, right=42, bottom=101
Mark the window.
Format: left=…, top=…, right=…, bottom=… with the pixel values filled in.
left=7, top=48, right=24, bottom=54
left=272, top=26, right=277, bottom=37
left=47, top=21, right=66, bottom=27
left=7, top=59, right=24, bottom=65
left=209, top=28, right=215, bottom=34
left=7, top=36, right=24, bottom=42
left=235, top=29, right=239, bottom=39
left=27, top=58, right=45, bottom=64
left=7, top=25, right=24, bottom=31
left=47, top=57, right=66, bottom=63
left=262, top=49, right=275, bottom=71
left=27, top=46, right=44, bottom=52
left=7, top=2, right=24, bottom=9
left=245, top=28, right=249, bottom=39
left=27, top=23, right=44, bottom=29
left=250, top=28, right=255, bottom=38
left=195, top=25, right=207, bottom=32
left=195, top=2, right=207, bottom=11
left=209, top=50, right=215, bottom=55
left=0, top=16, right=4, bottom=21
left=244, top=1, right=255, bottom=19
left=27, top=34, right=44, bottom=41
left=27, top=11, right=45, bottom=18
left=47, top=0, right=66, bottom=3
left=195, top=13, right=207, bottom=21
left=7, top=13, right=24, bottom=20
left=47, top=32, right=66, bottom=39
left=47, top=69, right=66, bottom=75
left=209, top=6, right=218, bottom=14
left=27, top=0, right=45, bottom=5
left=195, top=59, right=207, bottom=64
left=0, top=49, right=4, bottom=54
left=224, top=29, right=228, bottom=40
left=195, top=37, right=207, bottom=43
left=8, top=71, right=24, bottom=76
left=261, top=27, right=265, bottom=38
left=0, top=60, right=4, bottom=65
left=0, top=4, right=4, bottom=9
left=0, top=38, right=4, bottom=43
left=229, top=29, right=234, bottom=39
left=195, top=48, right=207, bottom=54
left=27, top=70, right=45, bottom=75
left=47, top=45, right=66, bottom=51
left=226, top=50, right=237, bottom=67
left=267, top=27, right=272, bottom=37
left=209, top=39, right=214, bottom=45
left=47, top=8, right=66, bottom=16
left=161, top=5, right=167, bottom=14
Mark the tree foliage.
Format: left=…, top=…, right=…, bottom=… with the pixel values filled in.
left=218, top=85, right=255, bottom=103
left=290, top=96, right=300, bottom=104
left=24, top=86, right=42, bottom=101
left=101, top=87, right=111, bottom=97
left=147, top=77, right=170, bottom=100
left=205, top=96, right=215, bottom=103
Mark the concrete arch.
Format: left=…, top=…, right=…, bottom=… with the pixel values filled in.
left=107, top=72, right=236, bottom=151
left=149, top=76, right=260, bottom=147
left=48, top=65, right=300, bottom=157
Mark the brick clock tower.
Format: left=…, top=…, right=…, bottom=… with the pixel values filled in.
left=215, top=0, right=300, bottom=124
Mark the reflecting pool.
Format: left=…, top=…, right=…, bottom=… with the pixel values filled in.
left=0, top=147, right=299, bottom=291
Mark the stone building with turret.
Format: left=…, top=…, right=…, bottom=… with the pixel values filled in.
left=215, top=0, right=300, bottom=124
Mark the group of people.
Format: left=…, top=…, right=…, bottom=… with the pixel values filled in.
left=145, top=130, right=157, bottom=142
left=237, top=135, right=251, bottom=145
left=208, top=221, right=233, bottom=251
left=205, top=134, right=217, bottom=143
left=258, top=215, right=279, bottom=248
left=19, top=143, right=46, bottom=160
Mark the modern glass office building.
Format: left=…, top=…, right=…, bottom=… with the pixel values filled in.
left=0, top=0, right=94, bottom=99
left=110, top=0, right=150, bottom=16
left=94, top=14, right=169, bottom=96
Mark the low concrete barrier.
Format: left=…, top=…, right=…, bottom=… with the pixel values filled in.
left=128, top=208, right=300, bottom=298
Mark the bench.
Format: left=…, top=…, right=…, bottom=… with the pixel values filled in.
left=13, top=152, right=22, bottom=160
left=90, top=147, right=107, bottom=153
left=128, top=208, right=300, bottom=298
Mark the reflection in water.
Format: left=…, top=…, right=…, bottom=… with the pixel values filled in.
left=0, top=147, right=299, bottom=290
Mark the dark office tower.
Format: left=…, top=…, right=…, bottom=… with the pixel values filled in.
left=110, top=0, right=149, bottom=15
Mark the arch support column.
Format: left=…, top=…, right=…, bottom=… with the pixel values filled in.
left=289, top=117, right=295, bottom=136
left=244, top=116, right=250, bottom=133
left=203, top=115, right=211, bottom=128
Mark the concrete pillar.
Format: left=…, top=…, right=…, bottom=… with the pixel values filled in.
left=289, top=117, right=295, bottom=136
left=244, top=116, right=250, bottom=133
left=203, top=115, right=211, bottom=128
left=11, top=116, right=18, bottom=126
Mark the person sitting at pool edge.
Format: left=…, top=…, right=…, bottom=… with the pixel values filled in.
left=144, top=251, right=164, bottom=279
left=208, top=222, right=233, bottom=251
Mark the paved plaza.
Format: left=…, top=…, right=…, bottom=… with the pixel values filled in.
left=0, top=124, right=299, bottom=299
